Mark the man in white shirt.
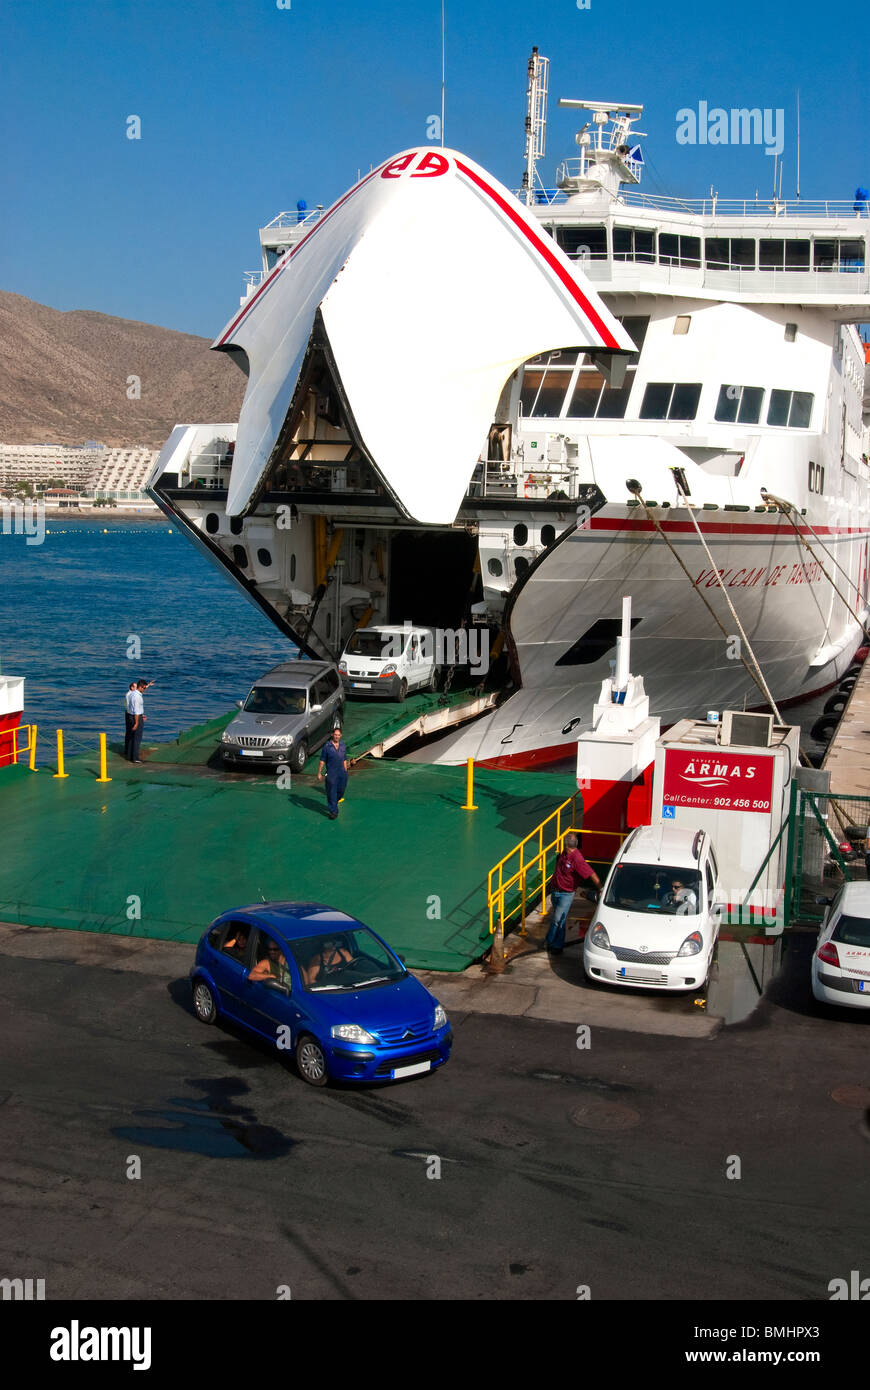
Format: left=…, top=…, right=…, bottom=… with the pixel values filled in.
left=123, top=682, right=137, bottom=760
left=127, top=680, right=150, bottom=763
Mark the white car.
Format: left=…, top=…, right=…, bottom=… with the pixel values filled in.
left=583, top=824, right=722, bottom=992
left=339, top=624, right=439, bottom=701
left=811, top=881, right=870, bottom=1009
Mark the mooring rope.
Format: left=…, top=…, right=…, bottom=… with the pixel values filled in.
left=761, top=489, right=870, bottom=643
left=626, top=480, right=784, bottom=723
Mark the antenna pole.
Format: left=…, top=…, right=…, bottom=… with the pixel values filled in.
left=796, top=88, right=801, bottom=199
left=440, top=0, right=446, bottom=145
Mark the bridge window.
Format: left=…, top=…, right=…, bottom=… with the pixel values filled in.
left=813, top=238, right=865, bottom=272
left=513, top=522, right=528, bottom=546
left=554, top=225, right=608, bottom=260
left=658, top=233, right=701, bottom=268
left=564, top=315, right=649, bottom=421
left=541, top=524, right=556, bottom=546
left=705, top=237, right=756, bottom=270
left=613, top=226, right=655, bottom=263
left=519, top=350, right=578, bottom=417
left=205, top=512, right=220, bottom=535
left=487, top=557, right=503, bottom=577
left=232, top=544, right=248, bottom=569
left=715, top=385, right=764, bottom=424
left=767, top=389, right=813, bottom=428
left=257, top=548, right=272, bottom=567
left=759, top=239, right=810, bottom=271
left=639, top=382, right=702, bottom=421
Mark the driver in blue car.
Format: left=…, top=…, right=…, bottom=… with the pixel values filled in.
left=304, top=937, right=352, bottom=986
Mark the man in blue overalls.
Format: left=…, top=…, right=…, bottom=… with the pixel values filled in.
left=317, top=726, right=349, bottom=819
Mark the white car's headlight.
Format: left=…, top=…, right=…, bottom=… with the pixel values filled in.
left=588, top=922, right=612, bottom=951
left=339, top=660, right=348, bottom=674
left=433, top=1004, right=447, bottom=1030
left=380, top=663, right=397, bottom=676
left=331, top=1023, right=376, bottom=1044
left=677, top=931, right=703, bottom=957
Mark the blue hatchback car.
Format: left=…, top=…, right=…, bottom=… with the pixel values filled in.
left=190, top=902, right=452, bottom=1086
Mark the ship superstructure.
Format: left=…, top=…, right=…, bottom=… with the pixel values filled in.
left=149, top=52, right=870, bottom=768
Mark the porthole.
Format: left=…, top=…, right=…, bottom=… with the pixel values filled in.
left=515, top=556, right=530, bottom=578
left=290, top=554, right=297, bottom=581
left=487, top=557, right=503, bottom=577
left=229, top=516, right=244, bottom=536
left=205, top=512, right=220, bottom=535
left=257, top=548, right=272, bottom=567
left=541, top=524, right=556, bottom=547
left=232, top=544, right=248, bottom=569
left=513, top=522, right=529, bottom=546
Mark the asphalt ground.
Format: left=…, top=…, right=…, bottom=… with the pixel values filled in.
left=0, top=925, right=868, bottom=1305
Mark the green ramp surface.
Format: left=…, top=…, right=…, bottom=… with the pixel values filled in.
left=0, top=736, right=574, bottom=970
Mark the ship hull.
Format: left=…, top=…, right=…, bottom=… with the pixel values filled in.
left=403, top=507, right=870, bottom=766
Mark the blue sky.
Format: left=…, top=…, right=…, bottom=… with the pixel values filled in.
left=1, top=0, right=868, bottom=336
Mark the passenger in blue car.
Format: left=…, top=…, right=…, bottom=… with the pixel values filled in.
left=250, top=941, right=292, bottom=986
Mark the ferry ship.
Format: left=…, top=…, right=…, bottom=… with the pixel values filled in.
left=149, top=50, right=870, bottom=768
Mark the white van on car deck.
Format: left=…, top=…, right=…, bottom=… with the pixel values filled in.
left=339, top=625, right=439, bottom=701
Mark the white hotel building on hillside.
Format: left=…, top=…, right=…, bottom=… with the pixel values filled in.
left=0, top=443, right=160, bottom=507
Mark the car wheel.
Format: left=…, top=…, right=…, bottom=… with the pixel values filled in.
left=193, top=978, right=218, bottom=1024
left=289, top=739, right=308, bottom=774
left=396, top=678, right=408, bottom=703
left=296, top=1033, right=329, bottom=1086
left=428, top=667, right=440, bottom=692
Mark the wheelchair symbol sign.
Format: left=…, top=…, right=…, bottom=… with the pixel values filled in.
left=662, top=804, right=676, bottom=819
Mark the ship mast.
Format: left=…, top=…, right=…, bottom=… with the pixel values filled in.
left=522, top=47, right=549, bottom=207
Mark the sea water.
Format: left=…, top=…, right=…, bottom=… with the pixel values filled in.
left=1, top=518, right=293, bottom=747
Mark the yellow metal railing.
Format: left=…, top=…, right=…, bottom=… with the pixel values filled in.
left=1, top=724, right=114, bottom=781
left=0, top=722, right=37, bottom=770
left=487, top=794, right=627, bottom=937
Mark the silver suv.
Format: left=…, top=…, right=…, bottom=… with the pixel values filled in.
left=221, top=661, right=345, bottom=773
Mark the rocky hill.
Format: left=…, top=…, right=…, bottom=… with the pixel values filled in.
left=0, top=291, right=246, bottom=446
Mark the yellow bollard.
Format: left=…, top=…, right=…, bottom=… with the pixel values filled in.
left=96, top=732, right=112, bottom=783
left=29, top=724, right=37, bottom=772
left=53, top=729, right=68, bottom=779
left=461, top=756, right=478, bottom=811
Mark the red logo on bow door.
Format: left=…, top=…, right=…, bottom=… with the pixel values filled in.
left=381, top=151, right=450, bottom=179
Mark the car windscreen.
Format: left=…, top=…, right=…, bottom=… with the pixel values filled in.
left=288, top=927, right=405, bottom=991
left=243, top=686, right=306, bottom=716
left=346, top=631, right=393, bottom=659
left=604, top=864, right=702, bottom=915
left=832, top=913, right=870, bottom=948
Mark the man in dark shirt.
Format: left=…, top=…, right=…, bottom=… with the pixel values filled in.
left=547, top=832, right=600, bottom=953
left=317, top=727, right=349, bottom=819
